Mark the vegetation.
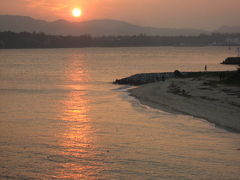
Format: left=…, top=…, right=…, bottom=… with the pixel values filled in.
left=0, top=31, right=240, bottom=49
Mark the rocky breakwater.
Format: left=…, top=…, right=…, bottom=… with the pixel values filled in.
left=114, top=70, right=184, bottom=85
left=221, top=57, right=240, bottom=65
left=113, top=70, right=236, bottom=86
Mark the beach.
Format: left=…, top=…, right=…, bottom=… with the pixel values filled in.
left=129, top=75, right=240, bottom=132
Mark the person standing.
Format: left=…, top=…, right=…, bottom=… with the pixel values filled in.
left=205, top=65, right=207, bottom=71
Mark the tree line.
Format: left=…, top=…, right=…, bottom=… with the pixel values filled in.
left=0, top=31, right=240, bottom=49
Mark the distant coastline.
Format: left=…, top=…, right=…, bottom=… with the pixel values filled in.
left=0, top=31, right=240, bottom=49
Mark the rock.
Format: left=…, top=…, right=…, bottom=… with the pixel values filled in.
left=174, top=70, right=184, bottom=78
left=114, top=72, right=174, bottom=85
left=221, top=57, right=240, bottom=65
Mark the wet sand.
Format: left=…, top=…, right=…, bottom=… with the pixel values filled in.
left=129, top=76, right=240, bottom=132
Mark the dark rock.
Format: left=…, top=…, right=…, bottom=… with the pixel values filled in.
left=174, top=70, right=184, bottom=78
left=221, top=57, right=240, bottom=65
left=113, top=72, right=174, bottom=85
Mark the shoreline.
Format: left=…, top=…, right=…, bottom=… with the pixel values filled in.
left=128, top=76, right=240, bottom=132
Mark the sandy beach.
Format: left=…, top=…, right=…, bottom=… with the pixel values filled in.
left=129, top=76, right=240, bottom=132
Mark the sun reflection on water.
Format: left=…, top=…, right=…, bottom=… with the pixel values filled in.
left=54, top=56, right=104, bottom=179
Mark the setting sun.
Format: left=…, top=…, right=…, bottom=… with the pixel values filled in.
left=72, top=8, right=82, bottom=18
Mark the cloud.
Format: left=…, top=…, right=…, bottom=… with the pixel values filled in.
left=25, top=0, right=68, bottom=11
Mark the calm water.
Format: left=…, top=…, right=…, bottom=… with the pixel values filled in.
left=0, top=47, right=239, bottom=179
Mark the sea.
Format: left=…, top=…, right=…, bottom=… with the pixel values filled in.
left=0, top=47, right=239, bottom=179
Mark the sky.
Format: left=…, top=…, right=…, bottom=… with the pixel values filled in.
left=0, top=0, right=239, bottom=30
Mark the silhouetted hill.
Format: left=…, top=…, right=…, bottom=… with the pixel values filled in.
left=0, top=15, right=207, bottom=36
left=217, top=26, right=240, bottom=33
left=1, top=31, right=240, bottom=49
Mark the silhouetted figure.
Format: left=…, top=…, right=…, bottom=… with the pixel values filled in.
left=205, top=65, right=207, bottom=71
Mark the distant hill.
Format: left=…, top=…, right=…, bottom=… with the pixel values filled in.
left=217, top=26, right=240, bottom=33
left=0, top=15, right=208, bottom=36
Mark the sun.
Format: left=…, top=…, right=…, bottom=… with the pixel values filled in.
left=72, top=8, right=82, bottom=18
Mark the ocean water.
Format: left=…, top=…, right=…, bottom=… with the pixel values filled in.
left=0, top=47, right=239, bottom=179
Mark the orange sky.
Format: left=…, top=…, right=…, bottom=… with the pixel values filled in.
left=1, top=0, right=239, bottom=30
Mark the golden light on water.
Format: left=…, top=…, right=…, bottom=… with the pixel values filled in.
left=58, top=91, right=92, bottom=178
left=55, top=56, right=102, bottom=178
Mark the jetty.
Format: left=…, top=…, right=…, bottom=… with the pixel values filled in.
left=114, top=72, right=174, bottom=85
left=221, top=47, right=240, bottom=65
left=221, top=57, right=240, bottom=65
left=114, top=70, right=236, bottom=86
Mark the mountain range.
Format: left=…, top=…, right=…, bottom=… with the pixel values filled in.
left=0, top=15, right=207, bottom=36
left=0, top=15, right=239, bottom=36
